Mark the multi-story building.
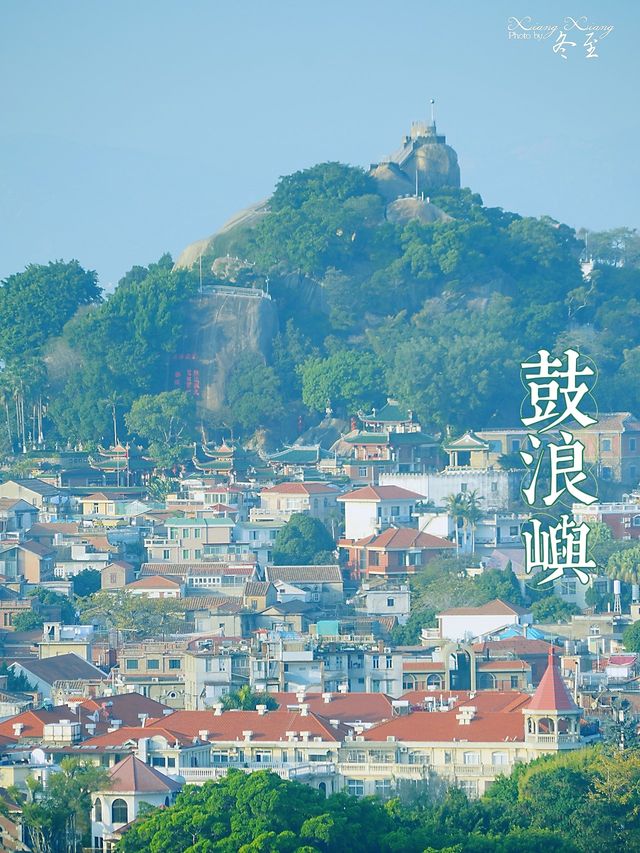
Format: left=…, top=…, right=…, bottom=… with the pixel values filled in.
left=256, top=482, right=341, bottom=524
left=338, top=485, right=424, bottom=541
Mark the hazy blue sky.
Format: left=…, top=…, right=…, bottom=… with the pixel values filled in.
left=1, top=1, right=637, bottom=288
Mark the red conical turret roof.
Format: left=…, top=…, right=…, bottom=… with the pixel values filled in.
left=527, top=648, right=578, bottom=713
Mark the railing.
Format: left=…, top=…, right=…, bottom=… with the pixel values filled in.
left=177, top=761, right=335, bottom=783
left=337, top=762, right=429, bottom=778
left=528, top=733, right=581, bottom=745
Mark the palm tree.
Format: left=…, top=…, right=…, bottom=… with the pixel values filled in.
left=444, top=492, right=468, bottom=554
left=463, top=490, right=484, bottom=554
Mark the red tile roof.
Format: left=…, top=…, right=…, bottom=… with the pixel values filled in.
left=439, top=599, right=531, bottom=617
left=362, top=709, right=526, bottom=743
left=271, top=692, right=394, bottom=725
left=338, top=485, right=425, bottom=502
left=107, top=754, right=182, bottom=793
left=527, top=651, right=579, bottom=713
left=358, top=527, right=455, bottom=550
left=125, top=576, right=181, bottom=590
left=472, top=639, right=559, bottom=657
left=261, top=483, right=339, bottom=495
left=401, top=690, right=532, bottom=714
left=82, top=725, right=197, bottom=748
left=148, top=709, right=344, bottom=742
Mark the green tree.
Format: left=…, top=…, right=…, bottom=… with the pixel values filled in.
left=622, top=620, right=640, bottom=652
left=300, top=350, right=384, bottom=417
left=606, top=545, right=640, bottom=584
left=13, top=587, right=77, bottom=631
left=21, top=758, right=109, bottom=853
left=272, top=514, right=335, bottom=565
left=0, top=260, right=101, bottom=360
left=78, top=590, right=185, bottom=639
left=221, top=686, right=278, bottom=711
left=125, top=390, right=197, bottom=468
left=224, top=352, right=286, bottom=435
left=72, top=569, right=101, bottom=598
left=531, top=595, right=580, bottom=623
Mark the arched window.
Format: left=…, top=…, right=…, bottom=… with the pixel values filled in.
left=426, top=673, right=443, bottom=688
left=94, top=799, right=102, bottom=821
left=538, top=717, right=555, bottom=734
left=112, top=799, right=129, bottom=825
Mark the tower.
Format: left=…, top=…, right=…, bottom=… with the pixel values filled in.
left=523, top=648, right=582, bottom=750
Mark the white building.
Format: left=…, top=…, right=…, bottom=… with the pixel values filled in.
left=438, top=599, right=532, bottom=643
left=379, top=470, right=520, bottom=512
left=91, top=754, right=181, bottom=852
left=338, top=485, right=424, bottom=541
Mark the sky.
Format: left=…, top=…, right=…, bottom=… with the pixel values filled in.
left=1, top=0, right=638, bottom=289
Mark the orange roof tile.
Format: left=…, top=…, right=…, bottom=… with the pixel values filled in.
left=527, top=651, right=579, bottom=713
left=147, top=709, right=344, bottom=742
left=338, top=485, right=425, bottom=502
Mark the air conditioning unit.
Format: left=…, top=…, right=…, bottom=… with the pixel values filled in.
left=152, top=677, right=160, bottom=683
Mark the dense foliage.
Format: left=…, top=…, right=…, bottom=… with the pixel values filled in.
left=1, top=163, right=639, bottom=458
left=117, top=748, right=640, bottom=852
left=272, top=514, right=336, bottom=566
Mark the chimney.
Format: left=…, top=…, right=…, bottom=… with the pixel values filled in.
left=213, top=703, right=223, bottom=716
left=338, top=683, right=348, bottom=694
left=299, top=703, right=310, bottom=717
left=12, top=723, right=24, bottom=737
left=322, top=692, right=332, bottom=704
left=86, top=724, right=96, bottom=736
left=108, top=719, right=122, bottom=731
left=138, top=713, right=149, bottom=727
left=256, top=704, right=267, bottom=716
left=295, top=690, right=306, bottom=704
left=242, top=730, right=253, bottom=741
left=301, top=731, right=310, bottom=742
left=136, top=737, right=148, bottom=762
left=198, top=730, right=209, bottom=741
left=162, top=709, right=173, bottom=716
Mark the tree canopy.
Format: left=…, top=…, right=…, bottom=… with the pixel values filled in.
left=272, top=514, right=336, bottom=566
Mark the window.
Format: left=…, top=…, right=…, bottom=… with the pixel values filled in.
left=194, top=528, right=201, bottom=539
left=94, top=799, right=102, bottom=821
left=110, top=573, right=117, bottom=584
left=255, top=750, right=272, bottom=763
left=346, top=779, right=364, bottom=796
left=182, top=549, right=190, bottom=560
left=374, top=779, right=392, bottom=797
left=561, top=581, right=576, bottom=596
left=601, top=438, right=612, bottom=452
left=125, top=659, right=139, bottom=670
left=385, top=655, right=393, bottom=669
left=460, top=483, right=467, bottom=493
left=488, top=440, right=502, bottom=453
left=390, top=506, right=400, bottom=516
left=463, top=751, right=480, bottom=765
left=492, top=751, right=509, bottom=766
left=111, top=799, right=129, bottom=824
left=168, top=659, right=181, bottom=670
left=633, top=516, right=640, bottom=528
left=491, top=481, right=498, bottom=492
left=162, top=549, right=170, bottom=560
left=147, top=659, right=160, bottom=670
left=630, top=438, right=637, bottom=452
left=358, top=466, right=367, bottom=477
left=386, top=597, right=395, bottom=607
left=195, top=549, right=202, bottom=559
left=346, top=750, right=365, bottom=763
left=372, top=655, right=380, bottom=669
left=602, top=466, right=612, bottom=479
left=510, top=675, right=519, bottom=689
left=510, top=439, right=521, bottom=452
left=509, top=526, right=519, bottom=536
left=182, top=528, right=189, bottom=538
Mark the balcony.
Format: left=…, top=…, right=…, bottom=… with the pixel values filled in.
left=337, top=762, right=429, bottom=778
left=177, top=761, right=336, bottom=783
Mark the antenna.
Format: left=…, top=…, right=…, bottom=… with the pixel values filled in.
left=430, top=98, right=436, bottom=127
